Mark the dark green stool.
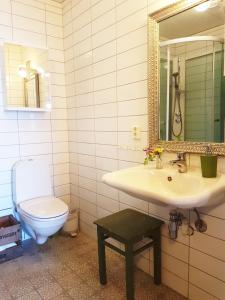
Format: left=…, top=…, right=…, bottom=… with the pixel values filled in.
left=94, top=209, right=164, bottom=300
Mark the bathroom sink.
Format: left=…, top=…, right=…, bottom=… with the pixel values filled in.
left=102, top=165, right=225, bottom=208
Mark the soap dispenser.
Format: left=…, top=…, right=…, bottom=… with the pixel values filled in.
left=200, top=144, right=217, bottom=178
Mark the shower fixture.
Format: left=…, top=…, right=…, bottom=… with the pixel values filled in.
left=172, top=62, right=183, bottom=138
left=172, top=72, right=179, bottom=89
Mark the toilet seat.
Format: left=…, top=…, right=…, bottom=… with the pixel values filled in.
left=19, top=196, right=68, bottom=220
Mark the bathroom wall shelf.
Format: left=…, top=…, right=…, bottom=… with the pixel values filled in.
left=4, top=107, right=50, bottom=112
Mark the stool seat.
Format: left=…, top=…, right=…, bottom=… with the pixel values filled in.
left=94, top=209, right=164, bottom=300
left=94, top=209, right=164, bottom=243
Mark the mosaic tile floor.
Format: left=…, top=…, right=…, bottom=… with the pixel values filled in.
left=0, top=233, right=187, bottom=300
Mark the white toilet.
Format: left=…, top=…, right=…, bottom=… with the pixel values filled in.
left=12, top=159, right=69, bottom=245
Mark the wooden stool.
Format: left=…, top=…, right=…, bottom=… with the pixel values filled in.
left=94, top=209, right=164, bottom=300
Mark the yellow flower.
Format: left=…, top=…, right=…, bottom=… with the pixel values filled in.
left=154, top=147, right=164, bottom=154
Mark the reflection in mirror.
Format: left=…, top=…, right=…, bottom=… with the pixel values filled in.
left=2, top=43, right=51, bottom=110
left=159, top=1, right=225, bottom=143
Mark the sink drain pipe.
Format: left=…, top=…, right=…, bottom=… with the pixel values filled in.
left=168, top=208, right=207, bottom=240
left=168, top=210, right=183, bottom=240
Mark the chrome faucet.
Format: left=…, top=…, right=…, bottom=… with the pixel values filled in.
left=169, top=153, right=187, bottom=173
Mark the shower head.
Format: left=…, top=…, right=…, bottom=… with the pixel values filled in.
left=172, top=72, right=179, bottom=77
left=172, top=72, right=179, bottom=89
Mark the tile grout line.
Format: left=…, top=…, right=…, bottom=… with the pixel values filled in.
left=90, top=0, right=98, bottom=219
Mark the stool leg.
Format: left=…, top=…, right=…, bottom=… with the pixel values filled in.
left=97, top=227, right=107, bottom=285
left=125, top=243, right=134, bottom=300
left=153, top=229, right=161, bottom=285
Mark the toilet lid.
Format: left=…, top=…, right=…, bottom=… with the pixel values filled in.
left=19, top=196, right=69, bottom=219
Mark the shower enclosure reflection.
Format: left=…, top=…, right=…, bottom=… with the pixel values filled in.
left=159, top=1, right=225, bottom=143
left=160, top=37, right=224, bottom=142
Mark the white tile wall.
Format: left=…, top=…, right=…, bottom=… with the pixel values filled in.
left=0, top=0, right=70, bottom=238
left=1, top=0, right=224, bottom=299
left=63, top=0, right=225, bottom=299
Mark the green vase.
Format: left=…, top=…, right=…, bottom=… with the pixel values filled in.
left=200, top=155, right=217, bottom=178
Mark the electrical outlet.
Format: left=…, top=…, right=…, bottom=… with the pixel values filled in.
left=132, top=126, right=141, bottom=140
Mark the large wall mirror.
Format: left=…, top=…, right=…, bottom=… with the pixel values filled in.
left=148, top=0, right=225, bottom=154
left=1, top=42, right=51, bottom=111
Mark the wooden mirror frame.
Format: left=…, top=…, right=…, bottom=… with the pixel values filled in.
left=148, top=0, right=225, bottom=155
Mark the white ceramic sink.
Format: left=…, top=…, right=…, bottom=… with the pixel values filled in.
left=102, top=165, right=225, bottom=208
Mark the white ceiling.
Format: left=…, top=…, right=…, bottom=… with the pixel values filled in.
left=160, top=3, right=225, bottom=39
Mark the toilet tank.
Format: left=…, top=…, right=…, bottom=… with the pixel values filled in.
left=12, top=159, right=52, bottom=205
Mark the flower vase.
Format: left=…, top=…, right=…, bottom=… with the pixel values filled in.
left=156, top=155, right=163, bottom=169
